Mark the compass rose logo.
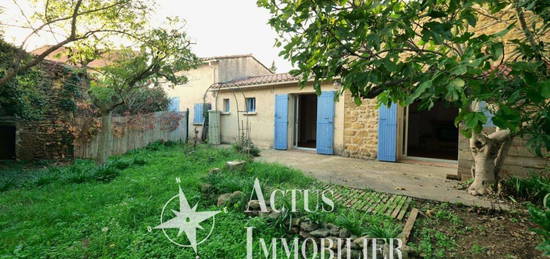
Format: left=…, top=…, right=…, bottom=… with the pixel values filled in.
left=154, top=181, right=220, bottom=253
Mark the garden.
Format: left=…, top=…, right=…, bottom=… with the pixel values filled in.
left=0, top=142, right=547, bottom=258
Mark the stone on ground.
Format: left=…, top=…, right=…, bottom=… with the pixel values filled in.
left=226, top=160, right=246, bottom=168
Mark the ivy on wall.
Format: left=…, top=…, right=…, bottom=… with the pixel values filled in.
left=0, top=40, right=86, bottom=120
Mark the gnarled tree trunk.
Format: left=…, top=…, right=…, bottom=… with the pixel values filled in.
left=468, top=129, right=512, bottom=195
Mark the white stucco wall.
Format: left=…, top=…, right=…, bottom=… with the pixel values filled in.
left=213, top=82, right=345, bottom=155
left=218, top=57, right=272, bottom=82
left=162, top=56, right=273, bottom=141
left=163, top=63, right=217, bottom=140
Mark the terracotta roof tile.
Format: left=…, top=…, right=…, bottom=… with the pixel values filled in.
left=31, top=45, right=126, bottom=69
left=213, top=73, right=298, bottom=88
left=201, top=54, right=253, bottom=61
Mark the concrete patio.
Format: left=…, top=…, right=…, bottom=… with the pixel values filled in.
left=256, top=149, right=508, bottom=209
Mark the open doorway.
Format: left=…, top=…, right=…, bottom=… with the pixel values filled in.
left=0, top=125, right=16, bottom=160
left=405, top=100, right=458, bottom=160
left=294, top=94, right=317, bottom=149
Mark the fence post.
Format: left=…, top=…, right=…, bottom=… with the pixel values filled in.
left=208, top=110, right=221, bottom=145
left=185, top=108, right=189, bottom=144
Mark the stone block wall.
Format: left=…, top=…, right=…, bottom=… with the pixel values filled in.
left=16, top=120, right=73, bottom=161
left=458, top=128, right=549, bottom=180
left=10, top=61, right=87, bottom=161
left=342, top=92, right=379, bottom=159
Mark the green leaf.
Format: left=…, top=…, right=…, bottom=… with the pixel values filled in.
left=493, top=23, right=515, bottom=37
left=493, top=106, right=521, bottom=131
left=490, top=42, right=504, bottom=60
left=450, top=65, right=467, bottom=75
left=449, top=78, right=465, bottom=88
left=407, top=80, right=432, bottom=104
left=462, top=11, right=476, bottom=27
left=540, top=80, right=550, bottom=98
left=354, top=96, right=362, bottom=106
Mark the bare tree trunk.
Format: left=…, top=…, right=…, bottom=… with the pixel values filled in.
left=96, top=110, right=113, bottom=164
left=468, top=129, right=512, bottom=195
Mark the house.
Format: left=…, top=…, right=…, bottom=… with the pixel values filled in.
left=161, top=54, right=273, bottom=140
left=209, top=72, right=548, bottom=180
left=203, top=8, right=549, bottom=180
left=211, top=74, right=344, bottom=154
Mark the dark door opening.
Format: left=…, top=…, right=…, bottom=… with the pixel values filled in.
left=296, top=94, right=317, bottom=148
left=407, top=101, right=458, bottom=160
left=0, top=125, right=16, bottom=160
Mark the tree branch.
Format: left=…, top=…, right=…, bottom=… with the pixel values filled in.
left=0, top=0, right=84, bottom=87
left=488, top=128, right=512, bottom=143
left=515, top=5, right=538, bottom=52
left=359, top=78, right=408, bottom=99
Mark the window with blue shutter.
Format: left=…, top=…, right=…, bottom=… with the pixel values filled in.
left=193, top=103, right=211, bottom=124
left=168, top=97, right=180, bottom=112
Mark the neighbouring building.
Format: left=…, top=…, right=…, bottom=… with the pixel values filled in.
left=0, top=42, right=88, bottom=160
left=161, top=54, right=273, bottom=140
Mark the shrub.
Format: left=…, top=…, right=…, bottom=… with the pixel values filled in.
left=233, top=135, right=261, bottom=157
left=503, top=170, right=550, bottom=203
left=93, top=166, right=120, bottom=182
left=529, top=194, right=550, bottom=256
left=110, top=159, right=131, bottom=170
left=132, top=157, right=147, bottom=166
left=365, top=223, right=402, bottom=240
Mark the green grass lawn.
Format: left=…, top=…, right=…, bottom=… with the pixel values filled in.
left=0, top=143, right=400, bottom=258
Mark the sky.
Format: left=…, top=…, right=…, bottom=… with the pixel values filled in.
left=1, top=0, right=293, bottom=73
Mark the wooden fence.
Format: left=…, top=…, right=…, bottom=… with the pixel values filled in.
left=74, top=111, right=187, bottom=159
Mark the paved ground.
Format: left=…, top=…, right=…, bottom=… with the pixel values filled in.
left=256, top=149, right=508, bottom=209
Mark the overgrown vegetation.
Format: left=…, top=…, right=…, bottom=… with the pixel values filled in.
left=410, top=203, right=460, bottom=257
left=529, top=194, right=550, bottom=256
left=502, top=169, right=550, bottom=204
left=0, top=40, right=84, bottom=119
left=0, top=153, right=146, bottom=192
left=232, top=133, right=261, bottom=157
left=0, top=143, right=400, bottom=257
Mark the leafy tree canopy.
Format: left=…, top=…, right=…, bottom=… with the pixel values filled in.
left=259, top=0, right=550, bottom=155
left=90, top=18, right=198, bottom=114
left=0, top=0, right=154, bottom=86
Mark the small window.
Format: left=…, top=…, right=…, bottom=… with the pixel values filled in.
left=245, top=98, right=256, bottom=113
left=223, top=99, right=230, bottom=113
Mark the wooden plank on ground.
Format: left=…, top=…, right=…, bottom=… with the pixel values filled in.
left=399, top=208, right=419, bottom=245
left=320, top=183, right=412, bottom=220
left=377, top=195, right=396, bottom=215
left=391, top=196, right=406, bottom=218
left=373, top=194, right=391, bottom=214
left=352, top=192, right=370, bottom=210
left=397, top=197, right=412, bottom=220
left=367, top=193, right=386, bottom=213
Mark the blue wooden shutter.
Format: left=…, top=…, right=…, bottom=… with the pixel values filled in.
left=316, top=91, right=336, bottom=155
left=274, top=94, right=289, bottom=150
left=193, top=103, right=203, bottom=124
left=377, top=103, right=398, bottom=161
left=168, top=97, right=180, bottom=112
left=479, top=101, right=494, bottom=127
left=193, top=103, right=211, bottom=124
